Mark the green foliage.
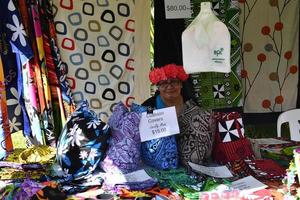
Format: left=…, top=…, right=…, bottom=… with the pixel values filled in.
left=245, top=122, right=290, bottom=139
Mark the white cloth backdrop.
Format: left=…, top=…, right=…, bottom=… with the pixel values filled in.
left=134, top=0, right=151, bottom=104
left=241, top=0, right=299, bottom=113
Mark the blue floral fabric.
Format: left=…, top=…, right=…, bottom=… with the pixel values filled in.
left=56, top=101, right=111, bottom=180
left=0, top=0, right=33, bottom=136
left=131, top=103, right=178, bottom=170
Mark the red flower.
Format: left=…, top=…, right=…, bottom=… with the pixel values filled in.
left=262, top=99, right=271, bottom=108
left=163, top=64, right=178, bottom=78
left=274, top=22, right=283, bottom=31
left=149, top=64, right=188, bottom=84
left=177, top=67, right=189, bottom=81
left=257, top=53, right=266, bottom=62
left=149, top=68, right=167, bottom=84
left=261, top=26, right=271, bottom=35
left=238, top=0, right=246, bottom=3
left=241, top=69, right=248, bottom=78
left=289, top=65, right=298, bottom=74
left=284, top=51, right=292, bottom=60
left=275, top=95, right=284, bottom=104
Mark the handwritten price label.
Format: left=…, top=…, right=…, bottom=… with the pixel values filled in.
left=164, top=0, right=192, bottom=19
left=152, top=127, right=167, bottom=135
left=139, top=107, right=180, bottom=142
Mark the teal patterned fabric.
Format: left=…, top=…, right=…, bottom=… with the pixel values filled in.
left=131, top=102, right=179, bottom=170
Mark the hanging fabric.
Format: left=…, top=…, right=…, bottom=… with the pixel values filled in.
left=0, top=0, right=74, bottom=149
left=241, top=0, right=299, bottom=113
left=189, top=0, right=243, bottom=109
left=0, top=0, right=31, bottom=138
left=0, top=0, right=35, bottom=151
left=53, top=0, right=135, bottom=121
left=0, top=57, right=12, bottom=159
left=28, top=0, right=56, bottom=146
left=18, top=0, right=45, bottom=146
left=38, top=0, right=75, bottom=125
left=18, top=0, right=74, bottom=146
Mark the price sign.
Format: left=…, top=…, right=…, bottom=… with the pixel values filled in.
left=164, top=0, right=192, bottom=19
left=139, top=106, right=180, bottom=142
left=105, top=170, right=152, bottom=185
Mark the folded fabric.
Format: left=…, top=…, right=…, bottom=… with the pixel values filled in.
left=118, top=188, right=150, bottom=199
left=108, top=179, right=158, bottom=191
left=227, top=159, right=253, bottom=178
left=56, top=100, right=111, bottom=180
left=0, top=167, right=47, bottom=180
left=5, top=147, right=55, bottom=165
left=213, top=137, right=254, bottom=164
left=213, top=111, right=254, bottom=164
left=101, top=102, right=143, bottom=174
left=144, top=167, right=200, bottom=189
left=0, top=161, right=44, bottom=170
left=141, top=136, right=178, bottom=170
left=131, top=103, right=179, bottom=170
left=145, top=186, right=182, bottom=200
left=31, top=181, right=67, bottom=200
left=18, top=146, right=56, bottom=164
left=244, top=159, right=286, bottom=180
left=177, top=100, right=213, bottom=168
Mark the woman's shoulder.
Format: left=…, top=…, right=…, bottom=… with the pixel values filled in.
left=183, top=99, right=212, bottom=114
left=184, top=99, right=200, bottom=108
left=141, top=95, right=156, bottom=108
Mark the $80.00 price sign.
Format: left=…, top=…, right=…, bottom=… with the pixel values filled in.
left=164, top=0, right=192, bottom=19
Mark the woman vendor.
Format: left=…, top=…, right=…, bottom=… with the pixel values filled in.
left=142, top=64, right=215, bottom=169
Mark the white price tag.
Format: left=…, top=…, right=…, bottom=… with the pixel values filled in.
left=231, top=176, right=267, bottom=195
left=139, top=107, right=180, bottom=142
left=105, top=170, right=152, bottom=185
left=164, top=0, right=192, bottom=19
left=188, top=162, right=233, bottom=178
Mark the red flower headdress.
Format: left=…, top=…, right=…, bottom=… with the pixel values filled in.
left=149, top=64, right=189, bottom=84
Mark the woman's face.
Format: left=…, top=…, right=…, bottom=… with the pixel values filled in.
left=158, top=78, right=182, bottom=101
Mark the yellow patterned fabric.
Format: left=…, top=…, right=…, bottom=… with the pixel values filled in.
left=6, top=146, right=56, bottom=164
left=0, top=168, right=45, bottom=180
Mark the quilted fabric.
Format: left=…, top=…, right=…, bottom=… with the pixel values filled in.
left=100, top=102, right=143, bottom=174
left=56, top=101, right=111, bottom=180
left=131, top=103, right=178, bottom=170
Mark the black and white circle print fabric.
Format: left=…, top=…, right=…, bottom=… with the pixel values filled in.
left=53, top=0, right=135, bottom=120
